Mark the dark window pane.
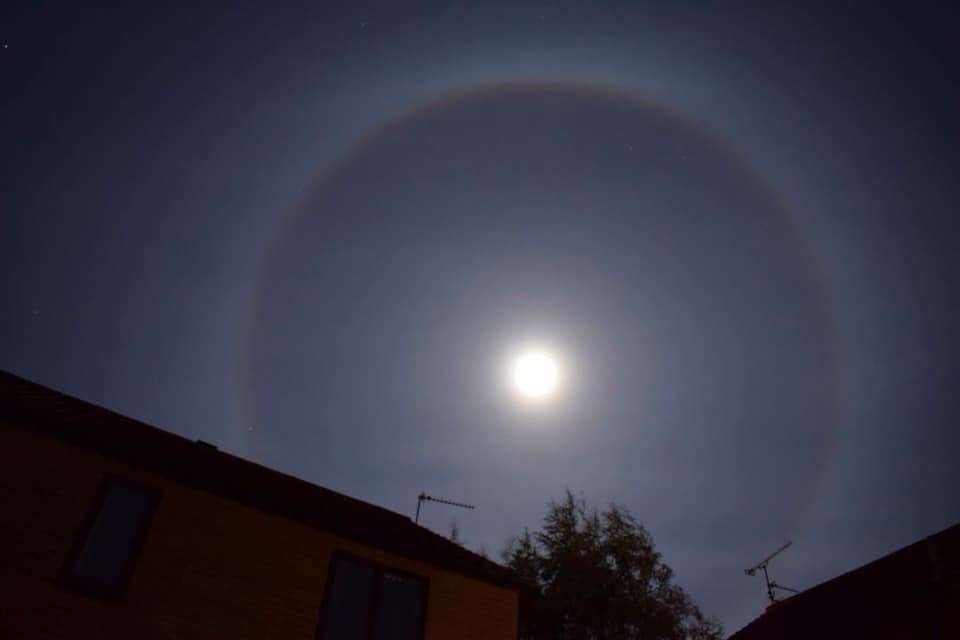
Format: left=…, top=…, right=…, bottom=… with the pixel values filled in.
left=71, top=482, right=155, bottom=592
left=321, top=558, right=377, bottom=640
left=371, top=572, right=426, bottom=640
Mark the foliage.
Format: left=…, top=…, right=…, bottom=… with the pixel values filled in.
left=502, top=491, right=723, bottom=640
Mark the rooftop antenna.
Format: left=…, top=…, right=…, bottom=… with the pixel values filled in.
left=745, top=541, right=800, bottom=603
left=415, top=492, right=474, bottom=525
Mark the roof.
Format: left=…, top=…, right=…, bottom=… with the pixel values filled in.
left=0, top=370, right=522, bottom=590
left=729, top=521, right=960, bottom=639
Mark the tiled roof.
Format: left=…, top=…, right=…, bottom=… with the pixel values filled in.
left=729, top=521, right=960, bottom=639
left=0, top=370, right=522, bottom=590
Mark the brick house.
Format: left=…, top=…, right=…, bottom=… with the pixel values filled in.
left=0, top=371, right=521, bottom=639
left=729, top=522, right=959, bottom=639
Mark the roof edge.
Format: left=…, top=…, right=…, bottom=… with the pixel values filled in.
left=0, top=370, right=523, bottom=591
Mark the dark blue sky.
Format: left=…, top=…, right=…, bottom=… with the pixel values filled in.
left=4, top=2, right=959, bottom=632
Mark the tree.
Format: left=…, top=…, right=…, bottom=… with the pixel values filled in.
left=502, top=491, right=722, bottom=640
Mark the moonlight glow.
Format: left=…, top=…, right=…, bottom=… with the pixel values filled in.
left=509, top=349, right=561, bottom=401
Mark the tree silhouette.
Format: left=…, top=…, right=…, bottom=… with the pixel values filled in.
left=502, top=491, right=722, bottom=640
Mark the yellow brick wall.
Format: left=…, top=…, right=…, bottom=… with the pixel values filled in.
left=0, top=421, right=518, bottom=639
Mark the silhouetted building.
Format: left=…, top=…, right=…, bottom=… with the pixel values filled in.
left=0, top=371, right=520, bottom=639
left=730, top=522, right=959, bottom=639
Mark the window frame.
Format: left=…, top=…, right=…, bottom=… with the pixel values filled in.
left=60, top=474, right=161, bottom=601
left=316, top=550, right=430, bottom=640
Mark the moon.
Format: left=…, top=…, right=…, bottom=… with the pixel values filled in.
left=509, top=349, right=561, bottom=402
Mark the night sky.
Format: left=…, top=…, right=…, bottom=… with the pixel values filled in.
left=3, top=2, right=960, bottom=632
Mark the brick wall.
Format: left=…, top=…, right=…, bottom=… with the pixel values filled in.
left=0, top=420, right=518, bottom=639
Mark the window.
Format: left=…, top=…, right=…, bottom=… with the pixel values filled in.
left=318, top=554, right=428, bottom=640
left=63, top=476, right=160, bottom=599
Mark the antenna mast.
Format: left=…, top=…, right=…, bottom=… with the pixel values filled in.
left=415, top=492, right=474, bottom=524
left=745, top=541, right=800, bottom=603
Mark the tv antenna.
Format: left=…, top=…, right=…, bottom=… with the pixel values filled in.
left=415, top=492, right=474, bottom=524
left=745, top=541, right=800, bottom=603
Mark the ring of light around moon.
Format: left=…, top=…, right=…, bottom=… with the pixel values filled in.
left=245, top=81, right=839, bottom=533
